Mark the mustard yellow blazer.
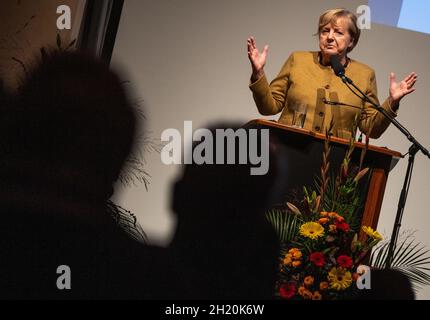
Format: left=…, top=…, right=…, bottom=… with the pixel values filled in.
left=249, top=51, right=397, bottom=139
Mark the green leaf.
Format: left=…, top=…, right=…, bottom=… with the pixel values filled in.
left=370, top=233, right=430, bottom=291
left=266, top=209, right=301, bottom=243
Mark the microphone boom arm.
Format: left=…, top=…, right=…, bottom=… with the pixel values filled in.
left=336, top=72, right=429, bottom=269
left=340, top=74, right=429, bottom=158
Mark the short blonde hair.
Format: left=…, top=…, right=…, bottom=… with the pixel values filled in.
left=318, top=8, right=360, bottom=53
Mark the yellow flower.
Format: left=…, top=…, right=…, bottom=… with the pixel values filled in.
left=372, top=231, right=383, bottom=241
left=329, top=224, right=337, bottom=233
left=304, top=276, right=314, bottom=286
left=328, top=267, right=352, bottom=291
left=312, top=291, right=322, bottom=300
left=362, top=226, right=374, bottom=236
left=362, top=226, right=383, bottom=240
left=292, top=260, right=302, bottom=268
left=300, top=222, right=324, bottom=240
left=319, top=282, right=329, bottom=291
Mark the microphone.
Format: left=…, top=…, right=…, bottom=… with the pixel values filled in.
left=329, top=55, right=344, bottom=76
left=329, top=55, right=352, bottom=84
left=322, top=98, right=361, bottom=109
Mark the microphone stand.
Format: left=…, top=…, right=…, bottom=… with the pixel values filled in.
left=338, top=74, right=430, bottom=268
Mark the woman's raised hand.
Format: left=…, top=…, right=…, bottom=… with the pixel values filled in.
left=389, top=72, right=418, bottom=106
left=247, top=36, right=268, bottom=81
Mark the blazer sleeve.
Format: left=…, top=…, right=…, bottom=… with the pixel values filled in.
left=358, top=69, right=398, bottom=139
left=249, top=53, right=294, bottom=116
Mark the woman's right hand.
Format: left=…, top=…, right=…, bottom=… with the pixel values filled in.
left=247, top=36, right=268, bottom=81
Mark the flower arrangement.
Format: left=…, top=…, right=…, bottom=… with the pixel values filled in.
left=267, top=119, right=384, bottom=300
left=267, top=118, right=430, bottom=299
left=276, top=213, right=383, bottom=300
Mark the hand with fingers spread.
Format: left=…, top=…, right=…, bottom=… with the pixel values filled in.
left=247, top=36, right=269, bottom=82
left=389, top=72, right=418, bottom=107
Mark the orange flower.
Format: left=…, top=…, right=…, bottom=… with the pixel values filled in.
left=329, top=224, right=337, bottom=233
left=336, top=215, right=345, bottom=222
left=319, top=282, right=329, bottom=291
left=320, top=211, right=328, bottom=217
left=304, top=276, right=314, bottom=286
left=298, top=286, right=306, bottom=295
left=288, top=248, right=299, bottom=254
left=292, top=261, right=301, bottom=268
left=318, top=218, right=329, bottom=225
left=302, top=289, right=313, bottom=299
left=283, top=254, right=292, bottom=266
left=312, top=291, right=322, bottom=300
left=292, top=250, right=302, bottom=260
left=328, top=212, right=337, bottom=218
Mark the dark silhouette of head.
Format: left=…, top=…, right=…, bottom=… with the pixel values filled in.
left=0, top=51, right=156, bottom=299
left=169, top=123, right=285, bottom=299
left=354, top=268, right=415, bottom=300
left=172, top=123, right=285, bottom=219
left=8, top=50, right=136, bottom=201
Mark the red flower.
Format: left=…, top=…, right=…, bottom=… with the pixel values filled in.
left=279, top=282, right=296, bottom=299
left=335, top=221, right=350, bottom=232
left=310, top=252, right=325, bottom=267
left=337, top=255, right=353, bottom=268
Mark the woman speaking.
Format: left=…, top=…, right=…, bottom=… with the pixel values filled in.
left=247, top=8, right=417, bottom=139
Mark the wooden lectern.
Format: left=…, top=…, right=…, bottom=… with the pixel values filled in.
left=246, top=119, right=402, bottom=237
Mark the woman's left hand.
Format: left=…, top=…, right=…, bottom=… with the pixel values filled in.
left=389, top=72, right=417, bottom=105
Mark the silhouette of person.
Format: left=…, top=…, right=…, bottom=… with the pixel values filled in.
left=167, top=123, right=286, bottom=299
left=353, top=268, right=415, bottom=300
left=0, top=51, right=159, bottom=299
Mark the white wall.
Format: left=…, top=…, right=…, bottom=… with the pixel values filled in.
left=111, top=0, right=430, bottom=299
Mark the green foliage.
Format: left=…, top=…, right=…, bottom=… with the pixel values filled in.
left=316, top=170, right=369, bottom=233
left=266, top=209, right=301, bottom=243
left=370, top=232, right=430, bottom=291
